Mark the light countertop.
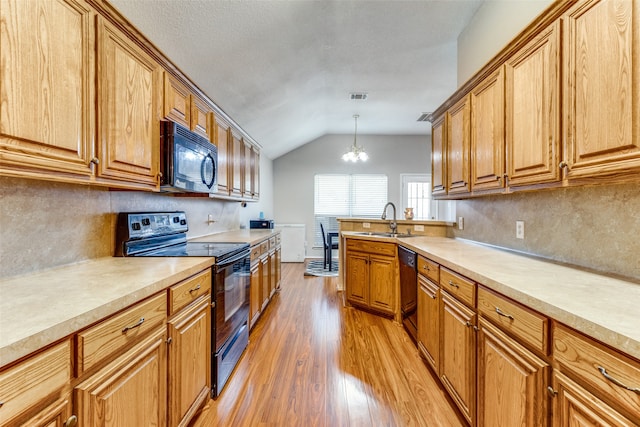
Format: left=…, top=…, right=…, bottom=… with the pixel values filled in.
left=343, top=232, right=640, bottom=360
left=0, top=228, right=280, bottom=367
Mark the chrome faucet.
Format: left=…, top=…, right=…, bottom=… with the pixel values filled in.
left=381, top=202, right=397, bottom=235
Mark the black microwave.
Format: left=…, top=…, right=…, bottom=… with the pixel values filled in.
left=160, top=120, right=218, bottom=194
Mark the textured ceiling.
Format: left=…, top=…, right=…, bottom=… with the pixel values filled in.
left=109, top=0, right=484, bottom=159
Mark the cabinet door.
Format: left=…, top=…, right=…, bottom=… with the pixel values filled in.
left=269, top=250, right=277, bottom=298
left=244, top=141, right=253, bottom=198
left=96, top=17, right=161, bottom=189
left=564, top=0, right=640, bottom=179
left=167, top=297, right=211, bottom=427
left=0, top=0, right=94, bottom=178
left=506, top=21, right=561, bottom=187
left=252, top=148, right=260, bottom=200
left=346, top=252, right=369, bottom=306
left=275, top=246, right=281, bottom=290
left=249, top=261, right=261, bottom=329
left=431, top=114, right=447, bottom=196
left=417, top=275, right=440, bottom=374
left=230, top=133, right=243, bottom=197
left=471, top=67, right=505, bottom=192
left=368, top=255, right=396, bottom=315
left=440, top=291, right=476, bottom=426
left=447, top=95, right=471, bottom=195
left=551, top=371, right=637, bottom=427
left=261, top=257, right=270, bottom=310
left=478, top=318, right=549, bottom=427
left=75, top=327, right=167, bottom=427
left=190, top=94, right=213, bottom=141
left=214, top=115, right=231, bottom=195
left=163, top=73, right=190, bottom=129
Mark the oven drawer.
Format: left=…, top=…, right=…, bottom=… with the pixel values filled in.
left=77, top=292, right=167, bottom=373
left=169, top=269, right=211, bottom=315
left=554, top=324, right=640, bottom=419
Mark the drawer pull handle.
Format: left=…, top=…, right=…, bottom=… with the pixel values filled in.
left=122, top=317, right=145, bottom=333
left=448, top=280, right=459, bottom=288
left=64, top=415, right=78, bottom=427
left=189, top=285, right=201, bottom=293
left=495, top=307, right=514, bottom=320
left=598, top=366, right=640, bottom=394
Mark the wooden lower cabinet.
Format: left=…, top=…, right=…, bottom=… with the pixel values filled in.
left=440, top=290, right=476, bottom=426
left=75, top=327, right=168, bottom=427
left=275, top=246, right=282, bottom=290
left=167, top=296, right=211, bottom=427
left=417, top=274, right=440, bottom=373
left=18, top=393, right=74, bottom=427
left=261, top=256, right=270, bottom=310
left=248, top=235, right=281, bottom=330
left=478, top=318, right=549, bottom=427
left=345, top=241, right=397, bottom=317
left=551, top=371, right=637, bottom=427
left=269, top=249, right=277, bottom=298
left=249, top=260, right=261, bottom=329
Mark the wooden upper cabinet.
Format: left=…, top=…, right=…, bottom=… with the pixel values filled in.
left=471, top=67, right=505, bottom=192
left=252, top=147, right=260, bottom=200
left=96, top=17, right=161, bottom=189
left=431, top=114, right=447, bottom=197
left=230, top=132, right=243, bottom=197
left=563, top=0, right=640, bottom=179
left=0, top=0, right=95, bottom=178
left=243, top=141, right=253, bottom=198
left=447, top=95, right=471, bottom=195
left=191, top=94, right=213, bottom=140
left=214, top=115, right=231, bottom=195
left=163, top=73, right=191, bottom=129
left=506, top=20, right=561, bottom=188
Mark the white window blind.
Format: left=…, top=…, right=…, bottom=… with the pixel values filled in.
left=314, top=174, right=388, bottom=247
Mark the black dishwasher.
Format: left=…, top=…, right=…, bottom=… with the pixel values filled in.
left=398, top=246, right=418, bottom=344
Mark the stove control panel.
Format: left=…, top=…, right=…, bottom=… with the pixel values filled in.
left=117, top=211, right=188, bottom=240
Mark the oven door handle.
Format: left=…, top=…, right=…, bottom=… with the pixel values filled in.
left=215, top=250, right=250, bottom=270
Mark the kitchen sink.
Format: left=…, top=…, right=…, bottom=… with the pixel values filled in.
left=353, top=231, right=416, bottom=238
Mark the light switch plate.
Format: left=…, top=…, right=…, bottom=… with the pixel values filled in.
left=516, top=220, right=524, bottom=239
left=363, top=222, right=370, bottom=229
left=414, top=225, right=425, bottom=232
left=458, top=217, right=464, bottom=230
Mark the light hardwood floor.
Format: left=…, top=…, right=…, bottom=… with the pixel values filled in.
left=191, top=262, right=464, bottom=426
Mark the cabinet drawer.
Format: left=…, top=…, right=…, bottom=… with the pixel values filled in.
left=554, top=324, right=640, bottom=420
left=168, top=269, right=211, bottom=315
left=259, top=241, right=269, bottom=255
left=77, top=292, right=167, bottom=373
left=417, top=256, right=439, bottom=283
left=478, top=287, right=549, bottom=354
left=0, top=340, right=71, bottom=425
left=269, top=236, right=276, bottom=247
left=346, top=239, right=396, bottom=257
left=250, top=244, right=262, bottom=262
left=440, top=267, right=475, bottom=307
left=276, top=234, right=281, bottom=246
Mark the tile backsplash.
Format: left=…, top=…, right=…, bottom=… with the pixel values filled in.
left=452, top=182, right=640, bottom=281
left=0, top=177, right=240, bottom=278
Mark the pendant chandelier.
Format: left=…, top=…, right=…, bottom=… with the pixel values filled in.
left=342, top=114, right=368, bottom=162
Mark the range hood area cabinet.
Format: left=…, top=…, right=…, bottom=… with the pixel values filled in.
left=0, top=0, right=260, bottom=201
left=430, top=0, right=640, bottom=199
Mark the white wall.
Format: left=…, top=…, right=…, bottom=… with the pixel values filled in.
left=457, top=0, right=554, bottom=85
left=273, top=134, right=430, bottom=259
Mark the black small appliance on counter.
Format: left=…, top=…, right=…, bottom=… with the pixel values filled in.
left=250, top=219, right=274, bottom=229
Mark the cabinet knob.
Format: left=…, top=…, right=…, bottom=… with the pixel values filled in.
left=558, top=161, right=568, bottom=170
left=64, top=415, right=78, bottom=427
left=547, top=386, right=558, bottom=398
left=166, top=337, right=173, bottom=345
left=90, top=157, right=100, bottom=165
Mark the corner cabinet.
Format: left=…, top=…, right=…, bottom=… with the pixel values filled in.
left=345, top=238, right=398, bottom=318
left=95, top=17, right=162, bottom=190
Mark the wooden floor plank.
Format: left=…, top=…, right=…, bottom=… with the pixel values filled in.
left=191, top=262, right=465, bottom=427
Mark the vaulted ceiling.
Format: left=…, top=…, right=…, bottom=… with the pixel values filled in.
left=109, top=0, right=484, bottom=159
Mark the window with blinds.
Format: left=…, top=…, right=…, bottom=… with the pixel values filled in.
left=313, top=174, right=388, bottom=247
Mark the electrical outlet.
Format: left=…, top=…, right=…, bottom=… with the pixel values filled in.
left=363, top=222, right=370, bottom=229
left=458, top=217, right=464, bottom=230
left=516, top=220, right=524, bottom=239
left=414, top=224, right=425, bottom=232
